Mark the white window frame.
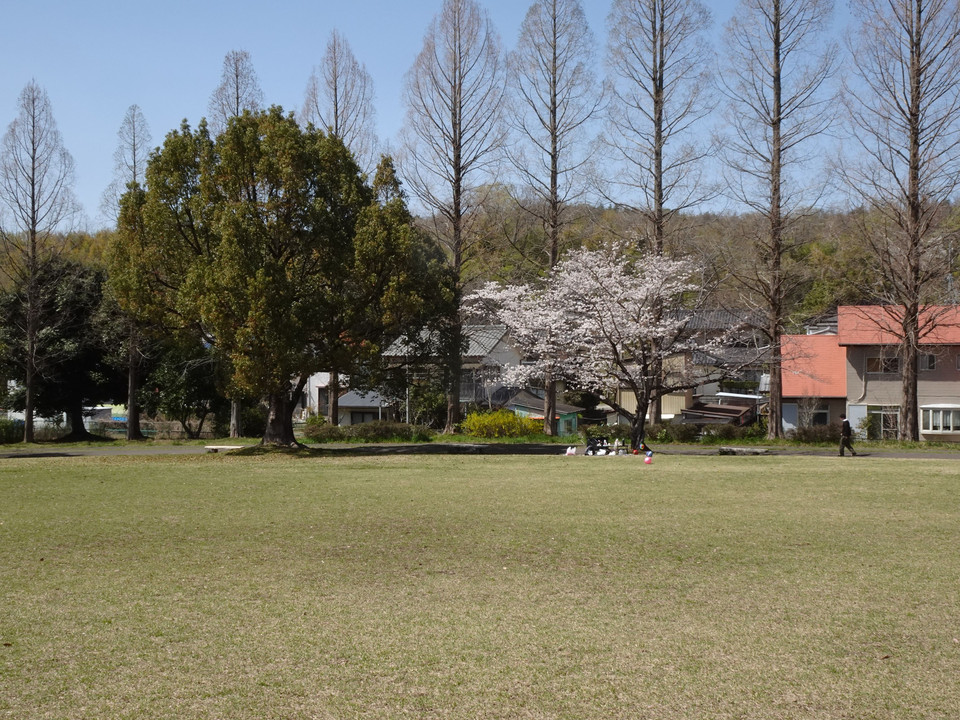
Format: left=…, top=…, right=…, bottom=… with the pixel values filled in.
left=921, top=406, right=960, bottom=433
left=920, top=353, right=937, bottom=372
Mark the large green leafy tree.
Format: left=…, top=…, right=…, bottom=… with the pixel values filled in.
left=348, top=158, right=457, bottom=388
left=139, top=336, right=227, bottom=439
left=0, top=257, right=123, bottom=439
left=114, top=109, right=445, bottom=446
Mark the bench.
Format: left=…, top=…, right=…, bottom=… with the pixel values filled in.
left=204, top=445, right=245, bottom=453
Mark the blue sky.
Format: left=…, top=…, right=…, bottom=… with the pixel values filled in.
left=1, top=0, right=758, bottom=229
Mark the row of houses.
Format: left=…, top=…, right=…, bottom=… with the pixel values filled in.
left=780, top=306, right=960, bottom=440
left=304, top=305, right=960, bottom=442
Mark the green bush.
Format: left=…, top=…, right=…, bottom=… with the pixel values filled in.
left=0, top=419, right=24, bottom=444
left=301, top=419, right=434, bottom=444
left=700, top=422, right=766, bottom=443
left=649, top=422, right=701, bottom=443
left=703, top=423, right=742, bottom=441
left=302, top=423, right=348, bottom=442
left=792, top=422, right=839, bottom=444
left=212, top=401, right=268, bottom=438
left=461, top=410, right=541, bottom=439
left=350, top=421, right=435, bottom=443
left=581, top=424, right=633, bottom=443
left=302, top=413, right=327, bottom=437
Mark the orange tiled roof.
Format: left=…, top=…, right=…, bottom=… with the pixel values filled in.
left=782, top=334, right=848, bottom=398
left=838, top=305, right=960, bottom=345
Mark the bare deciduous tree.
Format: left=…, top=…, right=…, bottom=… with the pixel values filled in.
left=842, top=0, right=960, bottom=440
left=509, top=0, right=603, bottom=434
left=100, top=104, right=152, bottom=222
left=208, top=49, right=264, bottom=133
left=300, top=31, right=381, bottom=426
left=720, top=0, right=838, bottom=439
left=603, top=0, right=716, bottom=425
left=301, top=29, right=378, bottom=172
left=605, top=0, right=716, bottom=256
left=101, top=105, right=154, bottom=441
left=0, top=81, right=80, bottom=442
left=400, top=0, right=506, bottom=433
left=511, top=0, right=602, bottom=269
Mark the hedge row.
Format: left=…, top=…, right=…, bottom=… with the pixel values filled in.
left=301, top=419, right=435, bottom=443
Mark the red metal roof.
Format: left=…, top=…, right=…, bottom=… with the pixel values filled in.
left=837, top=305, right=960, bottom=345
left=782, top=334, right=848, bottom=398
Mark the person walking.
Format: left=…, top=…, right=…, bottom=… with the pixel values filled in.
left=839, top=413, right=857, bottom=456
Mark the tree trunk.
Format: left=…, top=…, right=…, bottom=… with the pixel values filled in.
left=900, top=310, right=920, bottom=441
left=328, top=369, right=340, bottom=426
left=229, top=400, right=243, bottom=438
left=262, top=392, right=299, bottom=447
left=443, top=324, right=463, bottom=435
left=126, top=339, right=146, bottom=440
left=629, top=392, right=653, bottom=451
left=23, top=312, right=36, bottom=443
left=543, top=374, right=558, bottom=436
left=23, top=370, right=35, bottom=443
left=630, top=414, right=647, bottom=452
left=60, top=403, right=95, bottom=442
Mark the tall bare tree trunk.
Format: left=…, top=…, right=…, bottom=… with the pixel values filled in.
left=401, top=0, right=505, bottom=435
left=0, top=81, right=79, bottom=443
left=509, top=0, right=601, bottom=435
left=843, top=0, right=960, bottom=441
left=720, top=0, right=837, bottom=440
left=606, top=0, right=715, bottom=428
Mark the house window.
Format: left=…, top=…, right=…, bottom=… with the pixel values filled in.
left=866, top=355, right=900, bottom=375
left=797, top=400, right=829, bottom=427
left=920, top=354, right=936, bottom=371
left=922, top=407, right=960, bottom=433
left=867, top=405, right=900, bottom=439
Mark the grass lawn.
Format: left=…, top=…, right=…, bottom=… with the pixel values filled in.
left=2, top=452, right=959, bottom=719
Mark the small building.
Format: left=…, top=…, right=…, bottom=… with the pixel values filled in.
left=335, top=390, right=396, bottom=426
left=781, top=334, right=848, bottom=432
left=504, top=389, right=583, bottom=436
left=459, top=325, right=524, bottom=407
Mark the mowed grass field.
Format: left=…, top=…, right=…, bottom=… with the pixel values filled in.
left=2, top=452, right=959, bottom=719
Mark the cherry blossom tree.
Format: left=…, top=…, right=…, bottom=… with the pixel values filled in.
left=468, top=243, right=722, bottom=448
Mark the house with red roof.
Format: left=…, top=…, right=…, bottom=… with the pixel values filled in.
left=782, top=306, right=960, bottom=440
left=781, top=334, right=848, bottom=431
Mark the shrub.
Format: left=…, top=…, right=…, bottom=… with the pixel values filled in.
left=301, top=414, right=327, bottom=439
left=350, top=421, right=435, bottom=443
left=703, top=423, right=741, bottom=441
left=302, top=423, right=349, bottom=442
left=0, top=419, right=24, bottom=444
left=212, top=401, right=268, bottom=438
left=792, top=422, right=839, bottom=444
left=301, top=419, right=434, bottom=444
left=461, top=410, right=541, bottom=439
left=649, top=422, right=701, bottom=443
left=699, top=422, right=767, bottom=443
left=581, top=424, right=633, bottom=444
